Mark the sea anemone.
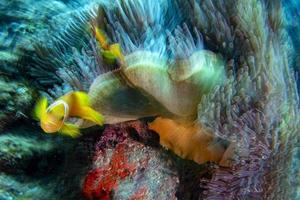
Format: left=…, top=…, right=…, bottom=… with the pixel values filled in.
left=21, top=0, right=299, bottom=199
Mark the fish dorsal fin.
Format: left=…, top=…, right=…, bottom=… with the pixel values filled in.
left=70, top=91, right=91, bottom=107
left=33, top=97, right=48, bottom=120
left=59, top=91, right=90, bottom=107
left=92, top=24, right=109, bottom=49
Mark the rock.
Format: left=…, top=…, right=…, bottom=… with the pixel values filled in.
left=0, top=124, right=96, bottom=200
left=0, top=126, right=66, bottom=200
left=0, top=133, right=56, bottom=175
left=0, top=51, right=18, bottom=64
left=0, top=173, right=52, bottom=200
left=0, top=78, right=35, bottom=130
left=82, top=121, right=179, bottom=200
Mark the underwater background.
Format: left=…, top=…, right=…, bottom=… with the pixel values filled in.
left=0, top=0, right=300, bottom=199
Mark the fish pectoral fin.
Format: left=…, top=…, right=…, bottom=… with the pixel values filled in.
left=33, top=97, right=48, bottom=120
left=59, top=123, right=81, bottom=138
left=73, top=106, right=105, bottom=126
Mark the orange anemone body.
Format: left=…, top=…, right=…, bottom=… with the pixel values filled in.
left=148, top=117, right=227, bottom=165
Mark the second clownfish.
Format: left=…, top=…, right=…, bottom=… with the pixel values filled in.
left=91, top=23, right=125, bottom=64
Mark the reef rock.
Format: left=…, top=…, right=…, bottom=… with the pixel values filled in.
left=0, top=124, right=100, bottom=200
left=0, top=78, right=35, bottom=130
left=0, top=173, right=54, bottom=200
left=0, top=126, right=63, bottom=200
left=82, top=121, right=179, bottom=200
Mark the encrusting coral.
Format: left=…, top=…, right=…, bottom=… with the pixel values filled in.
left=82, top=122, right=179, bottom=200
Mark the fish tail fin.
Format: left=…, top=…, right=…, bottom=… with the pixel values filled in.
left=59, top=123, right=81, bottom=138
left=109, top=43, right=125, bottom=62
left=33, top=96, right=48, bottom=120
left=74, top=106, right=105, bottom=126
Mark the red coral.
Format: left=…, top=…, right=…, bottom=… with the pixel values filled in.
left=95, top=121, right=153, bottom=152
left=83, top=143, right=136, bottom=200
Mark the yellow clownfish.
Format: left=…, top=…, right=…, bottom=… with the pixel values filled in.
left=34, top=91, right=104, bottom=138
left=91, top=23, right=125, bottom=64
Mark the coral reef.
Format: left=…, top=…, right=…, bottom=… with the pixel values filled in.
left=0, top=0, right=299, bottom=199
left=0, top=77, right=35, bottom=130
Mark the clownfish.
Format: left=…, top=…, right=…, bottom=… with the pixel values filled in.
left=91, top=23, right=125, bottom=64
left=34, top=91, right=104, bottom=138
